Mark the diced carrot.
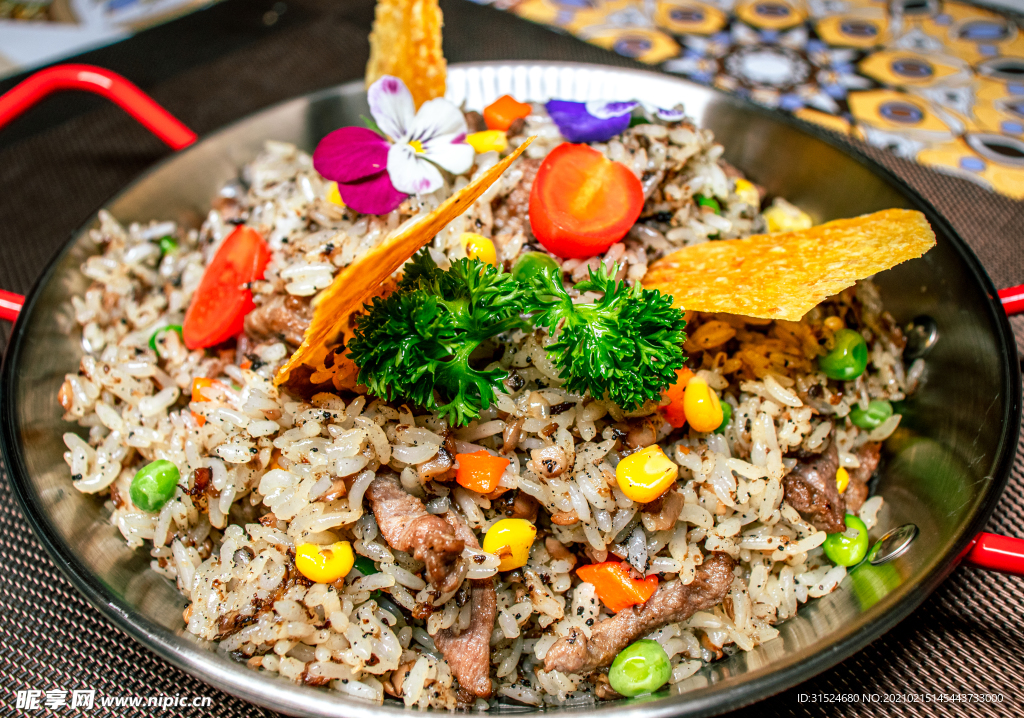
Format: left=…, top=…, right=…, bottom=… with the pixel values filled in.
left=240, top=359, right=252, bottom=370
left=576, top=561, right=659, bottom=613
left=455, top=450, right=510, bottom=494
left=190, top=377, right=220, bottom=428
left=661, top=367, right=695, bottom=429
left=483, top=95, right=532, bottom=131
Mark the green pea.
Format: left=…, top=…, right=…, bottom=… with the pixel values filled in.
left=823, top=514, right=870, bottom=567
left=512, top=252, right=560, bottom=283
left=696, top=195, right=721, bottom=214
left=158, top=235, right=179, bottom=256
left=130, top=459, right=180, bottom=513
left=819, top=328, right=868, bottom=381
left=149, top=324, right=183, bottom=351
left=713, top=400, right=733, bottom=434
left=608, top=639, right=671, bottom=697
left=354, top=556, right=379, bottom=576
left=849, top=399, right=893, bottom=430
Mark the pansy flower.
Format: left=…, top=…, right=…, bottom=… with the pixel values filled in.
left=313, top=76, right=475, bottom=215
left=545, top=99, right=687, bottom=143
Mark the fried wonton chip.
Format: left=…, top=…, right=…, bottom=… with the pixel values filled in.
left=366, top=0, right=446, bottom=109
left=643, top=209, right=936, bottom=321
left=275, top=137, right=536, bottom=390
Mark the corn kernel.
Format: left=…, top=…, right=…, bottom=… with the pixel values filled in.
left=763, top=199, right=812, bottom=233
left=482, top=518, right=536, bottom=571
left=466, top=130, right=508, bottom=154
left=824, top=316, right=845, bottom=332
left=836, top=466, right=850, bottom=494
left=295, top=541, right=354, bottom=583
left=734, top=178, right=760, bottom=207
left=615, top=445, right=679, bottom=504
left=460, top=232, right=498, bottom=266
left=683, top=377, right=724, bottom=433
left=326, top=181, right=345, bottom=207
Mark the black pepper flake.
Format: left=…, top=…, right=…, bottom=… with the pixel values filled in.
left=71, top=474, right=82, bottom=482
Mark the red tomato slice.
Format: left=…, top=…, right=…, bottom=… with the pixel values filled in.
left=528, top=143, right=644, bottom=259
left=182, top=226, right=271, bottom=350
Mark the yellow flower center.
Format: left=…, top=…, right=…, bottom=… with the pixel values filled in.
left=408, top=139, right=425, bottom=154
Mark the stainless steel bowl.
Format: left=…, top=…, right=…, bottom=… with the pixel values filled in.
left=2, top=62, right=1019, bottom=717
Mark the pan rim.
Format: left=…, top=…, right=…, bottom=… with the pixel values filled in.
left=2, top=60, right=1020, bottom=718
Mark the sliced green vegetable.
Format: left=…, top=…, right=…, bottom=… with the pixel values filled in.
left=608, top=639, right=671, bottom=697
left=819, top=328, right=868, bottom=381
left=823, top=514, right=870, bottom=567
left=713, top=400, right=733, bottom=434
left=354, top=556, right=379, bottom=576
left=695, top=195, right=721, bottom=214
left=130, top=459, right=180, bottom=513
left=149, top=324, right=183, bottom=351
left=849, top=399, right=893, bottom=430
left=511, top=251, right=559, bottom=283
left=158, top=235, right=179, bottom=256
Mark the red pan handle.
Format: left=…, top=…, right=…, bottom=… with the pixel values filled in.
left=0, top=63, right=197, bottom=324
left=963, top=532, right=1024, bottom=575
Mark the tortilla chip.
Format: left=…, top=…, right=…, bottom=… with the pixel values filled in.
left=366, top=0, right=446, bottom=108
left=275, top=137, right=536, bottom=389
left=642, top=209, right=936, bottom=321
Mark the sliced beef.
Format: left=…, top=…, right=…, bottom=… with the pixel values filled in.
left=844, top=441, right=881, bottom=513
left=433, top=511, right=496, bottom=698
left=365, top=474, right=466, bottom=593
left=543, top=552, right=735, bottom=674
left=244, top=294, right=312, bottom=346
left=783, top=440, right=845, bottom=533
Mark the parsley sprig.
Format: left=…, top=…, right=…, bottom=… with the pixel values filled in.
left=347, top=251, right=527, bottom=427
left=523, top=262, right=687, bottom=412
left=347, top=251, right=687, bottom=425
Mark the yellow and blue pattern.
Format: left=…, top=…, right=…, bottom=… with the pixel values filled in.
left=483, top=0, right=1024, bottom=198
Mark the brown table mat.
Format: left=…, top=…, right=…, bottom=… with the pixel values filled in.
left=1, top=1, right=1023, bottom=715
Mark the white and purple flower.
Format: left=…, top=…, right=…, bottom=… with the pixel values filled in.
left=545, top=99, right=687, bottom=143
left=313, top=76, right=474, bottom=215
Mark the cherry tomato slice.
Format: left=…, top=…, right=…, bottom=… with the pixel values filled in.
left=182, top=226, right=270, bottom=350
left=528, top=143, right=644, bottom=259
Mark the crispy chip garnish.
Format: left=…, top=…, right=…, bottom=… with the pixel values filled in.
left=275, top=137, right=536, bottom=389
left=366, top=0, right=446, bottom=108
left=643, top=209, right=936, bottom=321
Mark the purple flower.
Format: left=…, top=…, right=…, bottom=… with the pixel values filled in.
left=546, top=100, right=633, bottom=143
left=312, top=76, right=474, bottom=215
left=546, top=99, right=688, bottom=143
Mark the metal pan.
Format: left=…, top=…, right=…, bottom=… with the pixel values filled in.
left=1, top=61, right=1021, bottom=717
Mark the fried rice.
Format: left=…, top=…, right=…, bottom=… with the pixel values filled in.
left=58, top=103, right=916, bottom=709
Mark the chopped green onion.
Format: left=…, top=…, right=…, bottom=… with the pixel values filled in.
left=696, top=195, right=721, bottom=214
left=354, top=556, right=379, bottom=576
left=158, top=235, right=179, bottom=256
left=149, top=324, right=182, bottom=351
left=713, top=400, right=733, bottom=434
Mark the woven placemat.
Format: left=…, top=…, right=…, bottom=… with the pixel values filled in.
left=1, top=1, right=1022, bottom=715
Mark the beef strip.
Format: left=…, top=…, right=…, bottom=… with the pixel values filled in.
left=433, top=511, right=496, bottom=698
left=244, top=294, right=312, bottom=346
left=783, top=440, right=846, bottom=533
left=844, top=441, right=881, bottom=513
left=543, top=552, right=735, bottom=674
left=365, top=473, right=466, bottom=593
